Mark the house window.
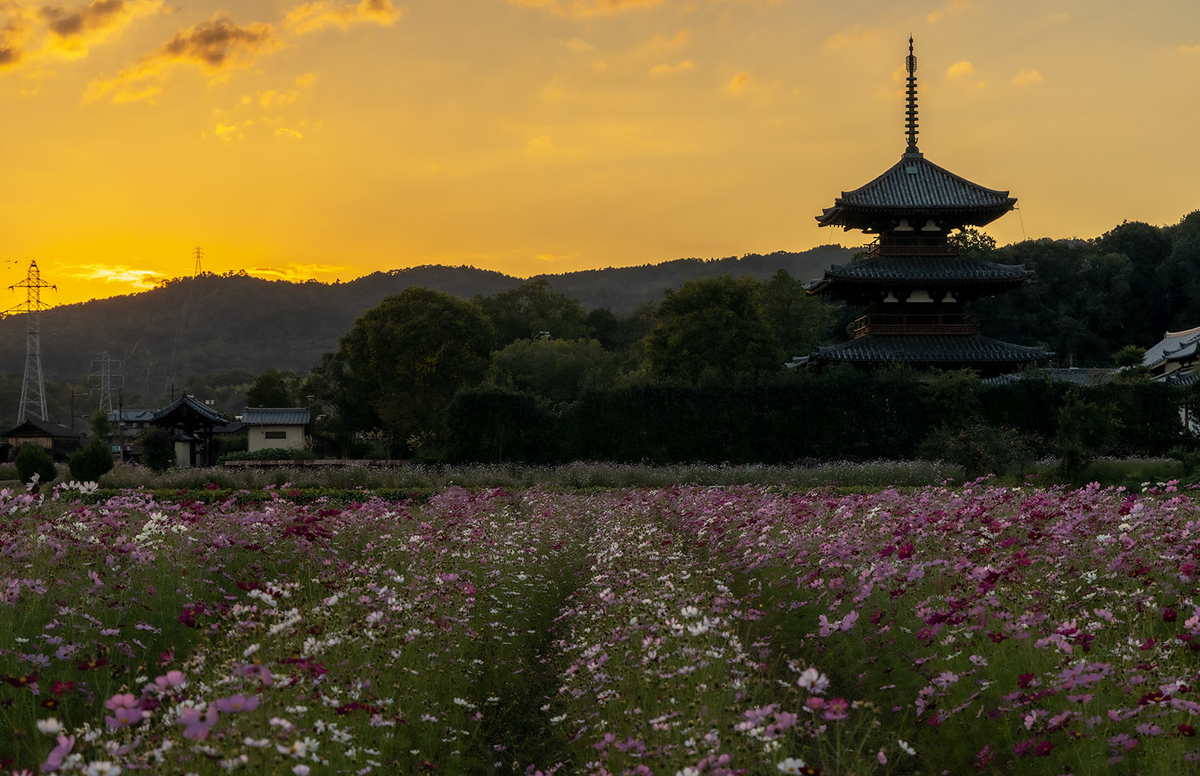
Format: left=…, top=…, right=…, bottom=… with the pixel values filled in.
left=265, top=431, right=287, bottom=440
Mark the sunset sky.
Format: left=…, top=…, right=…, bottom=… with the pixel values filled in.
left=1, top=0, right=1199, bottom=308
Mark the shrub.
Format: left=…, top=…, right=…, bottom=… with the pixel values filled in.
left=141, top=428, right=174, bottom=473
left=15, top=444, right=57, bottom=488
left=69, top=441, right=114, bottom=482
left=219, top=448, right=314, bottom=464
left=919, top=422, right=1036, bottom=480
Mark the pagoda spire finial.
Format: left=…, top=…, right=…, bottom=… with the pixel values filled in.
left=905, top=36, right=920, bottom=154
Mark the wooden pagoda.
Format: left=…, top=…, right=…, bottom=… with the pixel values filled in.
left=806, top=39, right=1051, bottom=376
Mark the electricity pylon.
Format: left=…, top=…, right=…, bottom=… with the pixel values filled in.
left=9, top=261, right=56, bottom=423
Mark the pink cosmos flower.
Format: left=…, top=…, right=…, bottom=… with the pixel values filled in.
left=105, top=705, right=141, bottom=730
left=41, top=734, right=75, bottom=773
left=180, top=705, right=218, bottom=740
left=214, top=694, right=259, bottom=713
left=104, top=693, right=138, bottom=712
left=154, top=670, right=186, bottom=692
left=822, top=698, right=850, bottom=721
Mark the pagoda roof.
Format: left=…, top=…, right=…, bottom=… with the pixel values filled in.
left=810, top=334, right=1050, bottom=365
left=807, top=255, right=1031, bottom=294
left=817, top=152, right=1017, bottom=230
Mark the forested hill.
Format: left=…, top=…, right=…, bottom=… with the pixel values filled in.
left=0, top=245, right=852, bottom=391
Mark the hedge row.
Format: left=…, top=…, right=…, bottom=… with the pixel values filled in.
left=444, top=376, right=1187, bottom=464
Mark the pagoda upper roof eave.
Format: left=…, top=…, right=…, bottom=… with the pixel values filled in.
left=814, top=152, right=1017, bottom=230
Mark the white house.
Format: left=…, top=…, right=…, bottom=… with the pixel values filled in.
left=242, top=408, right=311, bottom=453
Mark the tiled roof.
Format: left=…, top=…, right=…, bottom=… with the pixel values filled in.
left=1143, top=326, right=1200, bottom=370
left=811, top=335, right=1050, bottom=365
left=814, top=256, right=1031, bottom=286
left=109, top=409, right=157, bottom=423
left=3, top=418, right=87, bottom=439
left=984, top=368, right=1115, bottom=386
left=241, top=408, right=311, bottom=426
left=817, top=153, right=1016, bottom=229
left=152, top=395, right=227, bottom=425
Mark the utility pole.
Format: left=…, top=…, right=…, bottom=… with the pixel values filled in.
left=8, top=261, right=56, bottom=423
left=117, top=389, right=125, bottom=464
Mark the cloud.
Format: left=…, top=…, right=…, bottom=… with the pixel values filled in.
left=565, top=37, right=594, bottom=52
left=284, top=0, right=401, bottom=35
left=84, top=14, right=281, bottom=103
left=927, top=0, right=969, bottom=24
left=295, top=71, right=316, bottom=87
left=825, top=25, right=880, bottom=51
left=63, top=263, right=162, bottom=287
left=526, top=134, right=553, bottom=152
left=1012, top=68, right=1043, bottom=86
left=211, top=118, right=253, bottom=141
left=724, top=70, right=751, bottom=95
left=944, top=60, right=973, bottom=79
left=649, top=59, right=692, bottom=77
left=0, top=14, right=33, bottom=70
left=647, top=29, right=689, bottom=51
left=1179, top=44, right=1200, bottom=55
left=275, top=127, right=303, bottom=139
left=507, top=0, right=661, bottom=19
left=39, top=0, right=170, bottom=59
left=260, top=88, right=298, bottom=108
left=248, top=263, right=346, bottom=281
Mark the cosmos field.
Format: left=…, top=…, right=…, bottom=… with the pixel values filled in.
left=2, top=481, right=1199, bottom=775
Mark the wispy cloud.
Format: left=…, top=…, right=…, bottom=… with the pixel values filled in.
left=927, top=0, right=969, bottom=24
left=825, top=25, right=880, bottom=51
left=646, top=29, right=689, bottom=51
left=283, top=0, right=400, bottom=35
left=945, top=60, right=973, bottom=79
left=649, top=59, right=692, bottom=76
left=565, top=37, right=594, bottom=52
left=724, top=70, right=751, bottom=95
left=507, top=0, right=661, bottom=20
left=248, top=263, right=347, bottom=281
left=40, top=0, right=171, bottom=59
left=1012, top=68, right=1043, bottom=86
left=84, top=14, right=281, bottom=103
left=63, top=263, right=163, bottom=287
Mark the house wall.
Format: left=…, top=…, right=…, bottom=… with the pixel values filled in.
left=247, top=424, right=307, bottom=453
left=174, top=440, right=192, bottom=468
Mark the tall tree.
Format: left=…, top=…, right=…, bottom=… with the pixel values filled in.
left=475, top=279, right=591, bottom=348
left=313, top=288, right=495, bottom=453
left=643, top=275, right=782, bottom=384
left=490, top=338, right=620, bottom=405
left=245, top=369, right=303, bottom=408
left=760, top=270, right=837, bottom=358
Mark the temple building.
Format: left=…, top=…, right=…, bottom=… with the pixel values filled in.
left=806, top=40, right=1051, bottom=376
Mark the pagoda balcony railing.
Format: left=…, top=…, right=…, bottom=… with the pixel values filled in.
left=852, top=313, right=979, bottom=338
left=866, top=237, right=959, bottom=258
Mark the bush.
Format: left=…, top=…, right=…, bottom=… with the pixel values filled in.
left=919, top=423, right=1036, bottom=480
left=219, top=448, right=314, bottom=464
left=141, top=428, right=174, bottom=473
left=69, top=441, right=114, bottom=482
left=15, top=444, right=57, bottom=488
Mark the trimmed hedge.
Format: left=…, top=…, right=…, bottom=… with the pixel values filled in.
left=443, top=373, right=1187, bottom=465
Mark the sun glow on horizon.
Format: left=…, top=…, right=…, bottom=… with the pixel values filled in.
left=0, top=0, right=1198, bottom=310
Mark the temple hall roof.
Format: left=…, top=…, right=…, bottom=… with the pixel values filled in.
left=810, top=334, right=1050, bottom=366
left=816, top=153, right=1017, bottom=231
left=1143, top=325, right=1200, bottom=371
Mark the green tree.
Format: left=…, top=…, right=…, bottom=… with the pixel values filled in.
left=643, top=275, right=783, bottom=384
left=69, top=411, right=114, bottom=482
left=15, top=444, right=57, bottom=489
left=760, top=270, right=836, bottom=358
left=140, top=427, right=174, bottom=472
left=475, top=279, right=590, bottom=348
left=490, top=338, right=620, bottom=405
left=245, top=369, right=303, bottom=407
left=1112, top=345, right=1147, bottom=368
left=949, top=227, right=997, bottom=258
left=315, top=287, right=495, bottom=453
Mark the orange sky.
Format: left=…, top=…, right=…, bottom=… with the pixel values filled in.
left=1, top=0, right=1199, bottom=308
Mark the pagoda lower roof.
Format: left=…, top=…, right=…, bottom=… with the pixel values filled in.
left=810, top=334, right=1050, bottom=365
left=807, top=256, right=1032, bottom=293
left=817, top=152, right=1016, bottom=230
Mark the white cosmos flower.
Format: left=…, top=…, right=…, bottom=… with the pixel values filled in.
left=898, top=739, right=916, bottom=755
left=37, top=717, right=64, bottom=735
left=777, top=757, right=807, bottom=773
left=84, top=762, right=122, bottom=776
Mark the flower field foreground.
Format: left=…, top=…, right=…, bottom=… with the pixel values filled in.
left=1, top=482, right=1199, bottom=775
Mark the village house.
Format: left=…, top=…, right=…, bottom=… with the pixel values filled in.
left=241, top=408, right=311, bottom=453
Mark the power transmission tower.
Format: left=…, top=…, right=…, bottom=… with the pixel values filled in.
left=193, top=245, right=204, bottom=276
left=8, top=260, right=56, bottom=423
left=167, top=247, right=202, bottom=392
left=89, top=351, right=123, bottom=414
